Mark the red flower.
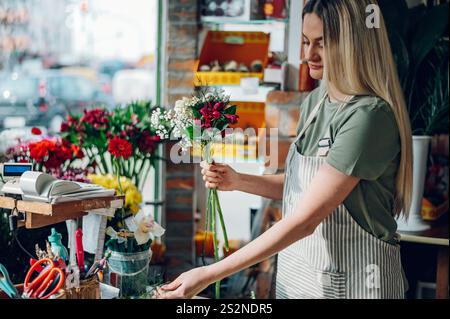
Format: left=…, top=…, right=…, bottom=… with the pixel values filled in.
left=212, top=111, right=221, bottom=120
left=60, top=114, right=79, bottom=133
left=71, top=144, right=84, bottom=159
left=200, top=106, right=211, bottom=119
left=31, top=127, right=42, bottom=135
left=28, top=139, right=73, bottom=169
left=108, top=136, right=133, bottom=159
left=138, top=131, right=160, bottom=154
left=202, top=118, right=212, bottom=129
left=213, top=102, right=224, bottom=111
left=81, top=108, right=110, bottom=129
left=225, top=114, right=239, bottom=125
left=60, top=122, right=69, bottom=132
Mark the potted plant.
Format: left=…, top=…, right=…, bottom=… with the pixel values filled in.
left=379, top=0, right=449, bottom=230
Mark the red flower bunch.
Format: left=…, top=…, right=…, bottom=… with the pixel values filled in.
left=80, top=108, right=110, bottom=130
left=28, top=139, right=81, bottom=170
left=108, top=136, right=133, bottom=160
left=60, top=101, right=162, bottom=191
left=197, top=101, right=239, bottom=129
left=60, top=114, right=79, bottom=133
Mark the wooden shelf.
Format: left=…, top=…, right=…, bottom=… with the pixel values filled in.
left=0, top=196, right=124, bottom=229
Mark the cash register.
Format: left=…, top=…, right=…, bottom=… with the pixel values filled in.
left=0, top=163, right=33, bottom=197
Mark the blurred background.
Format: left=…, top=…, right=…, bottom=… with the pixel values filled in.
left=0, top=0, right=158, bottom=133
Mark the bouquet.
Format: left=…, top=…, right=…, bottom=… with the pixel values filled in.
left=151, top=88, right=238, bottom=298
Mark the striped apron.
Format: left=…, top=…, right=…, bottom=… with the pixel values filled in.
left=275, top=95, right=406, bottom=299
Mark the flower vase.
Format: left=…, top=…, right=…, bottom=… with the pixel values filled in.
left=396, top=136, right=432, bottom=231
left=107, top=248, right=152, bottom=298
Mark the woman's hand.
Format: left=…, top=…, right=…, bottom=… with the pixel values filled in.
left=156, top=266, right=214, bottom=299
left=200, top=161, right=240, bottom=191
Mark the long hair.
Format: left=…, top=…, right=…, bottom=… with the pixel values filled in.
left=303, top=0, right=413, bottom=217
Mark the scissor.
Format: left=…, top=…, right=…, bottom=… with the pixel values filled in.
left=23, top=258, right=65, bottom=299
left=0, top=263, right=20, bottom=299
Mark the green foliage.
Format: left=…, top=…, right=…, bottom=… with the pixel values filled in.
left=379, top=0, right=449, bottom=135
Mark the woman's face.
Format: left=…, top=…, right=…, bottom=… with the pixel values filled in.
left=303, top=13, right=325, bottom=80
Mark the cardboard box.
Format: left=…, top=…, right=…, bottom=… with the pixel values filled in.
left=195, top=31, right=270, bottom=86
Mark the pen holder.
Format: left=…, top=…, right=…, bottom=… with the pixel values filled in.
left=65, top=275, right=100, bottom=299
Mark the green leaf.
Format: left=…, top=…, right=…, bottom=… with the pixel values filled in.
left=192, top=109, right=202, bottom=119
left=389, top=30, right=410, bottom=87
left=224, top=105, right=237, bottom=115
left=186, top=126, right=194, bottom=140
left=410, top=3, right=449, bottom=72
left=378, top=0, right=409, bottom=38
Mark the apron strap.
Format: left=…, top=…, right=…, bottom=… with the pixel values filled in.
left=316, top=95, right=354, bottom=157
left=294, top=94, right=328, bottom=144
left=295, top=93, right=355, bottom=146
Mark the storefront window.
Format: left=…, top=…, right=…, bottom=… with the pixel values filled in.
left=0, top=0, right=161, bottom=195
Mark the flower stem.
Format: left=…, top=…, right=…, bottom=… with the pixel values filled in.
left=202, top=190, right=211, bottom=266
left=115, top=160, right=124, bottom=195
left=100, top=152, right=110, bottom=175
left=210, top=187, right=220, bottom=299
left=213, top=189, right=229, bottom=252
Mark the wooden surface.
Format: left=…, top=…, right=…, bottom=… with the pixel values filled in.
left=0, top=195, right=124, bottom=229
left=16, top=196, right=124, bottom=216
left=399, top=222, right=449, bottom=246
left=25, top=210, right=88, bottom=229
left=0, top=196, right=17, bottom=210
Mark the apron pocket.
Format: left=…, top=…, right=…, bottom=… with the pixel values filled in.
left=314, top=270, right=347, bottom=299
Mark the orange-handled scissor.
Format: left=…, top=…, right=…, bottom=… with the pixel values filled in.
left=23, top=258, right=65, bottom=299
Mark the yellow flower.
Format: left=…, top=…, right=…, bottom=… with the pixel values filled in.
left=89, top=173, right=142, bottom=214
left=129, top=204, right=140, bottom=215
left=125, top=189, right=142, bottom=207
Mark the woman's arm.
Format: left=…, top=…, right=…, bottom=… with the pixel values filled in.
left=201, top=161, right=285, bottom=200
left=236, top=173, right=285, bottom=200
left=159, top=163, right=360, bottom=299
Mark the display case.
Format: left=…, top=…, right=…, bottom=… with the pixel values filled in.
left=194, top=31, right=270, bottom=86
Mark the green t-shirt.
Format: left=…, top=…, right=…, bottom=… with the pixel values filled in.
left=295, top=86, right=401, bottom=244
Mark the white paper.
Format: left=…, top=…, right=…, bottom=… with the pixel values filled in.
left=100, top=283, right=120, bottom=299
left=82, top=213, right=107, bottom=257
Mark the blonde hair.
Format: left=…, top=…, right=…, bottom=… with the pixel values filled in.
left=304, top=0, right=413, bottom=217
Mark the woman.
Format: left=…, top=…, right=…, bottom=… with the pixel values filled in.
left=159, top=0, right=412, bottom=299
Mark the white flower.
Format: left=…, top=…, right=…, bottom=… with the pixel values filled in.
left=127, top=211, right=165, bottom=245
left=174, top=99, right=186, bottom=110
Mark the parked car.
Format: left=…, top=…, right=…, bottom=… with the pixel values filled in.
left=0, top=71, right=114, bottom=133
